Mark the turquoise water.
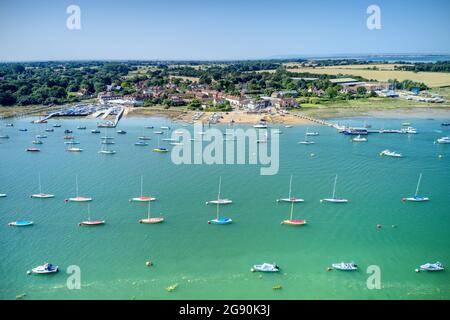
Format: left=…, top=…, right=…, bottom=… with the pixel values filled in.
left=0, top=116, right=449, bottom=300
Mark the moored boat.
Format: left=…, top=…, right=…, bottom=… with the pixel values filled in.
left=332, top=262, right=358, bottom=271
left=419, top=262, right=444, bottom=271
left=30, top=263, right=58, bottom=274
left=380, top=149, right=403, bottom=158
left=9, top=220, right=34, bottom=227
left=138, top=201, right=164, bottom=224
left=320, top=174, right=348, bottom=203
left=402, top=173, right=429, bottom=202
left=79, top=203, right=105, bottom=226
left=251, top=263, right=279, bottom=272
left=436, top=136, right=450, bottom=144
left=26, top=148, right=40, bottom=152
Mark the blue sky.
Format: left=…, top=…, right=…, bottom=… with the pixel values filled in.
left=0, top=0, right=449, bottom=61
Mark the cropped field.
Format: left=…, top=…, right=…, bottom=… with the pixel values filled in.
left=287, top=65, right=450, bottom=87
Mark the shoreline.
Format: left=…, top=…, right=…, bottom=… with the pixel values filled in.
left=1, top=106, right=449, bottom=124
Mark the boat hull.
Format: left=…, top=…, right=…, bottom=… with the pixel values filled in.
left=403, top=197, right=429, bottom=202
left=31, top=194, right=55, bottom=199
left=320, top=198, right=348, bottom=203
left=68, top=197, right=92, bottom=202
left=277, top=198, right=304, bottom=203
left=281, top=219, right=306, bottom=226
left=206, top=199, right=232, bottom=205
left=153, top=148, right=169, bottom=153
left=79, top=220, right=105, bottom=226
left=139, top=217, right=164, bottom=224
left=209, top=218, right=232, bottom=225
left=131, top=197, right=156, bottom=202
left=9, top=220, right=34, bottom=227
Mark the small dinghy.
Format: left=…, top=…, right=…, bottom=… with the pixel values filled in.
left=53, top=124, right=61, bottom=128
left=64, top=136, right=74, bottom=140
left=66, top=147, right=83, bottom=152
left=26, top=148, right=40, bottom=152
left=64, top=130, right=73, bottom=134
left=9, top=220, right=34, bottom=227
left=144, top=125, right=154, bottom=129
left=45, top=128, right=54, bottom=132
left=64, top=141, right=80, bottom=145
left=161, top=126, right=170, bottom=130
left=91, top=130, right=101, bottom=134
left=19, top=128, right=28, bottom=132
left=0, top=194, right=6, bottom=198
left=134, top=141, right=148, bottom=146
left=77, top=126, right=86, bottom=130
left=36, top=135, right=47, bottom=139
left=153, top=147, right=169, bottom=153
left=332, top=262, right=358, bottom=271
left=32, top=140, right=43, bottom=145
left=352, top=135, right=367, bottom=142
left=419, top=262, right=444, bottom=271
left=206, top=199, right=232, bottom=205
left=154, top=131, right=164, bottom=134
left=138, top=136, right=152, bottom=141
left=30, top=263, right=58, bottom=274
left=117, top=130, right=127, bottom=134
left=306, top=131, right=319, bottom=136
left=251, top=263, right=279, bottom=273
left=209, top=217, right=232, bottom=225
left=0, top=135, right=9, bottom=139
left=380, top=149, right=403, bottom=158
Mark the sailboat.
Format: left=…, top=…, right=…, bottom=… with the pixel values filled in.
left=138, top=201, right=164, bottom=224
left=138, top=127, right=151, bottom=140
left=79, top=203, right=105, bottom=226
left=101, top=127, right=114, bottom=140
left=402, top=173, right=429, bottom=202
left=98, top=135, right=116, bottom=154
left=66, top=175, right=92, bottom=202
left=152, top=135, right=169, bottom=153
left=276, top=175, right=304, bottom=203
left=281, top=201, right=306, bottom=226
left=208, top=177, right=232, bottom=225
left=298, top=130, right=315, bottom=144
left=206, top=177, right=232, bottom=205
left=31, top=173, right=55, bottom=198
left=130, top=176, right=156, bottom=202
left=320, top=174, right=348, bottom=203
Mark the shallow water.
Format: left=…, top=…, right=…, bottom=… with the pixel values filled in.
left=0, top=116, right=449, bottom=300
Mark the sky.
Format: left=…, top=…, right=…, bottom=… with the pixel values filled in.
left=0, top=0, right=449, bottom=61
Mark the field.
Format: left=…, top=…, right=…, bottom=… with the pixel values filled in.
left=287, top=64, right=450, bottom=87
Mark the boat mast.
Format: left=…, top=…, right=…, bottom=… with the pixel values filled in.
left=289, top=201, right=294, bottom=220
left=75, top=174, right=79, bottom=197
left=147, top=201, right=151, bottom=219
left=140, top=175, right=144, bottom=197
left=216, top=177, right=222, bottom=220
left=288, top=175, right=293, bottom=199
left=415, top=173, right=422, bottom=197
left=38, top=173, right=42, bottom=194
left=87, top=203, right=91, bottom=221
left=332, top=174, right=338, bottom=199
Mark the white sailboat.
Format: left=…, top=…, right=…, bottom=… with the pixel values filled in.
left=67, top=175, right=92, bottom=202
left=208, top=177, right=232, bottom=225
left=276, top=175, right=304, bottom=203
left=402, top=173, right=429, bottom=202
left=320, top=174, right=348, bottom=203
left=298, top=130, right=315, bottom=144
left=130, top=176, right=156, bottom=202
left=98, top=131, right=116, bottom=154
left=139, top=201, right=164, bottom=224
left=206, top=177, right=232, bottom=205
left=31, top=173, right=55, bottom=198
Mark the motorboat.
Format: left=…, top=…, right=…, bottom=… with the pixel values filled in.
left=401, top=127, right=417, bottom=134
left=419, top=262, right=444, bottom=271
left=0, top=194, right=6, bottom=198
left=154, top=131, right=164, bottom=134
left=209, top=217, right=232, bottom=225
left=91, top=130, right=101, bottom=134
left=31, top=263, right=59, bottom=274
left=332, top=262, right=358, bottom=271
left=9, top=220, right=34, bottom=227
left=66, top=147, right=83, bottom=152
left=306, top=131, right=319, bottom=136
left=251, top=263, right=279, bottom=273
left=77, top=126, right=86, bottom=130
left=152, top=147, right=169, bottom=153
left=134, top=141, right=148, bottom=146
left=26, top=148, right=40, bottom=152
left=64, top=130, right=73, bottom=134
left=117, top=130, right=127, bottom=134
left=45, top=128, right=54, bottom=132
left=19, top=128, right=28, bottom=132
left=380, top=150, right=403, bottom=158
left=436, top=137, right=450, bottom=144
left=352, top=135, right=367, bottom=142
